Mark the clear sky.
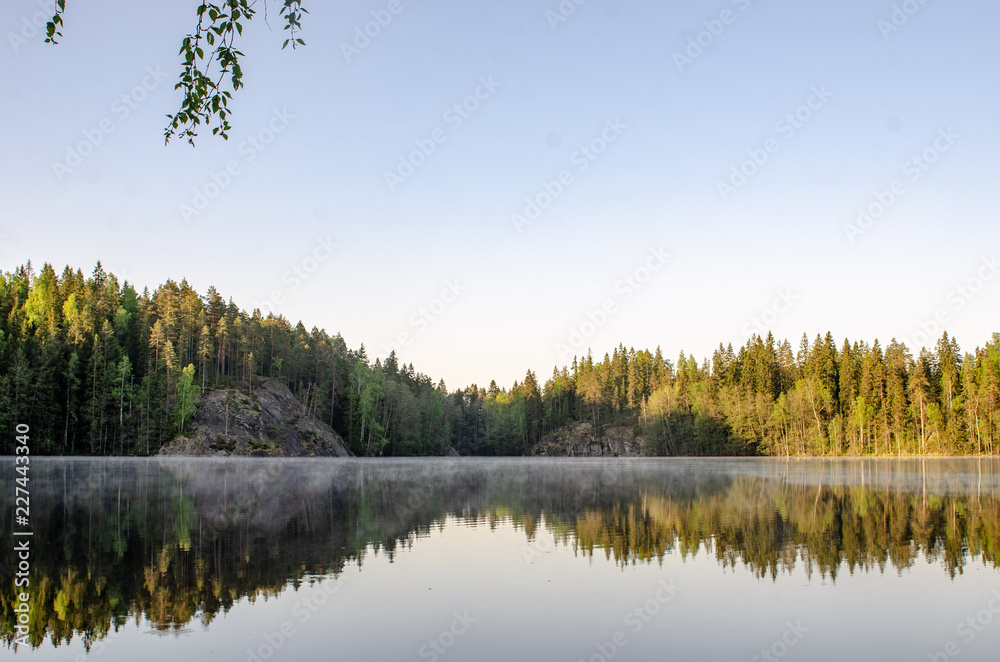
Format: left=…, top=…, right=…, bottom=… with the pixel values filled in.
left=1, top=0, right=998, bottom=389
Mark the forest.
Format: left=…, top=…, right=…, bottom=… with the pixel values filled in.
left=0, top=261, right=998, bottom=456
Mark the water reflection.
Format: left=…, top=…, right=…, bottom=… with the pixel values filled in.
left=2, top=458, right=999, bottom=650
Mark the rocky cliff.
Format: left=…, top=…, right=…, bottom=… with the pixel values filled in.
left=530, top=421, right=646, bottom=457
left=159, top=377, right=351, bottom=457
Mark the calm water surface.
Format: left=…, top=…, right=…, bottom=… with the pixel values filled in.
left=3, top=458, right=1000, bottom=661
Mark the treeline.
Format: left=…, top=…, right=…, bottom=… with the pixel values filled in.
left=646, top=331, right=1000, bottom=456
left=0, top=262, right=454, bottom=456
left=0, top=262, right=998, bottom=456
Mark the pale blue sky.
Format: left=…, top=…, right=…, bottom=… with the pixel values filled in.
left=1, top=0, right=998, bottom=388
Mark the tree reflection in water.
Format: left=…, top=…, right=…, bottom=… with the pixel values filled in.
left=2, top=458, right=998, bottom=650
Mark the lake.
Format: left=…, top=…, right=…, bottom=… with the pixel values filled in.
left=4, top=458, right=1000, bottom=661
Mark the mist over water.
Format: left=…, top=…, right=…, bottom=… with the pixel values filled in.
left=4, top=457, right=1000, bottom=661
